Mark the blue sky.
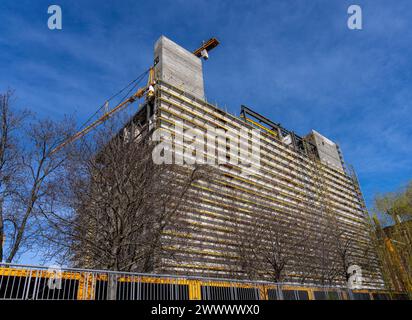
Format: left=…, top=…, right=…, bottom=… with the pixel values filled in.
left=1, top=1, right=411, bottom=224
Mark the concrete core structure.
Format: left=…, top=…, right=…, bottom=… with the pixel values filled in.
left=306, top=130, right=345, bottom=172
left=154, top=36, right=205, bottom=100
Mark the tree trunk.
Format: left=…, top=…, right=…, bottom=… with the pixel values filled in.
left=0, top=199, right=3, bottom=262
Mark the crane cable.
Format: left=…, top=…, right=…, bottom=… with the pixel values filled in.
left=77, top=68, right=151, bottom=132
left=51, top=68, right=151, bottom=154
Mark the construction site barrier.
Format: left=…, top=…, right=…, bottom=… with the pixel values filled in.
left=0, top=263, right=409, bottom=300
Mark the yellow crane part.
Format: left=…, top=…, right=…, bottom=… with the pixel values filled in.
left=50, top=67, right=155, bottom=155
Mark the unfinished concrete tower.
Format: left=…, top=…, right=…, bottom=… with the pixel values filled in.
left=154, top=36, right=205, bottom=100
left=122, top=36, right=383, bottom=290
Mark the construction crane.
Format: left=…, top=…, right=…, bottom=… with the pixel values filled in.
left=193, top=38, right=220, bottom=60
left=50, top=67, right=156, bottom=155
left=50, top=38, right=220, bottom=155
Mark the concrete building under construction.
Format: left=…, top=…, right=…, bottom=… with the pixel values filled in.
left=122, top=36, right=384, bottom=289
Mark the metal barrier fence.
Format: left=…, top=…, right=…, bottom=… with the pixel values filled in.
left=0, top=263, right=409, bottom=300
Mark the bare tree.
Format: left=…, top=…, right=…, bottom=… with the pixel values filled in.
left=5, top=118, right=73, bottom=262
left=313, top=221, right=343, bottom=286
left=0, top=90, right=74, bottom=262
left=262, top=218, right=311, bottom=283
left=311, top=209, right=377, bottom=288
left=230, top=213, right=260, bottom=280
left=37, top=115, right=218, bottom=299
left=42, top=116, right=213, bottom=273
left=229, top=186, right=311, bottom=283
left=0, top=90, right=27, bottom=262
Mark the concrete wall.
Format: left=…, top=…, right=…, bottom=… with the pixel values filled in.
left=154, top=36, right=205, bottom=100
left=307, top=130, right=344, bottom=172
